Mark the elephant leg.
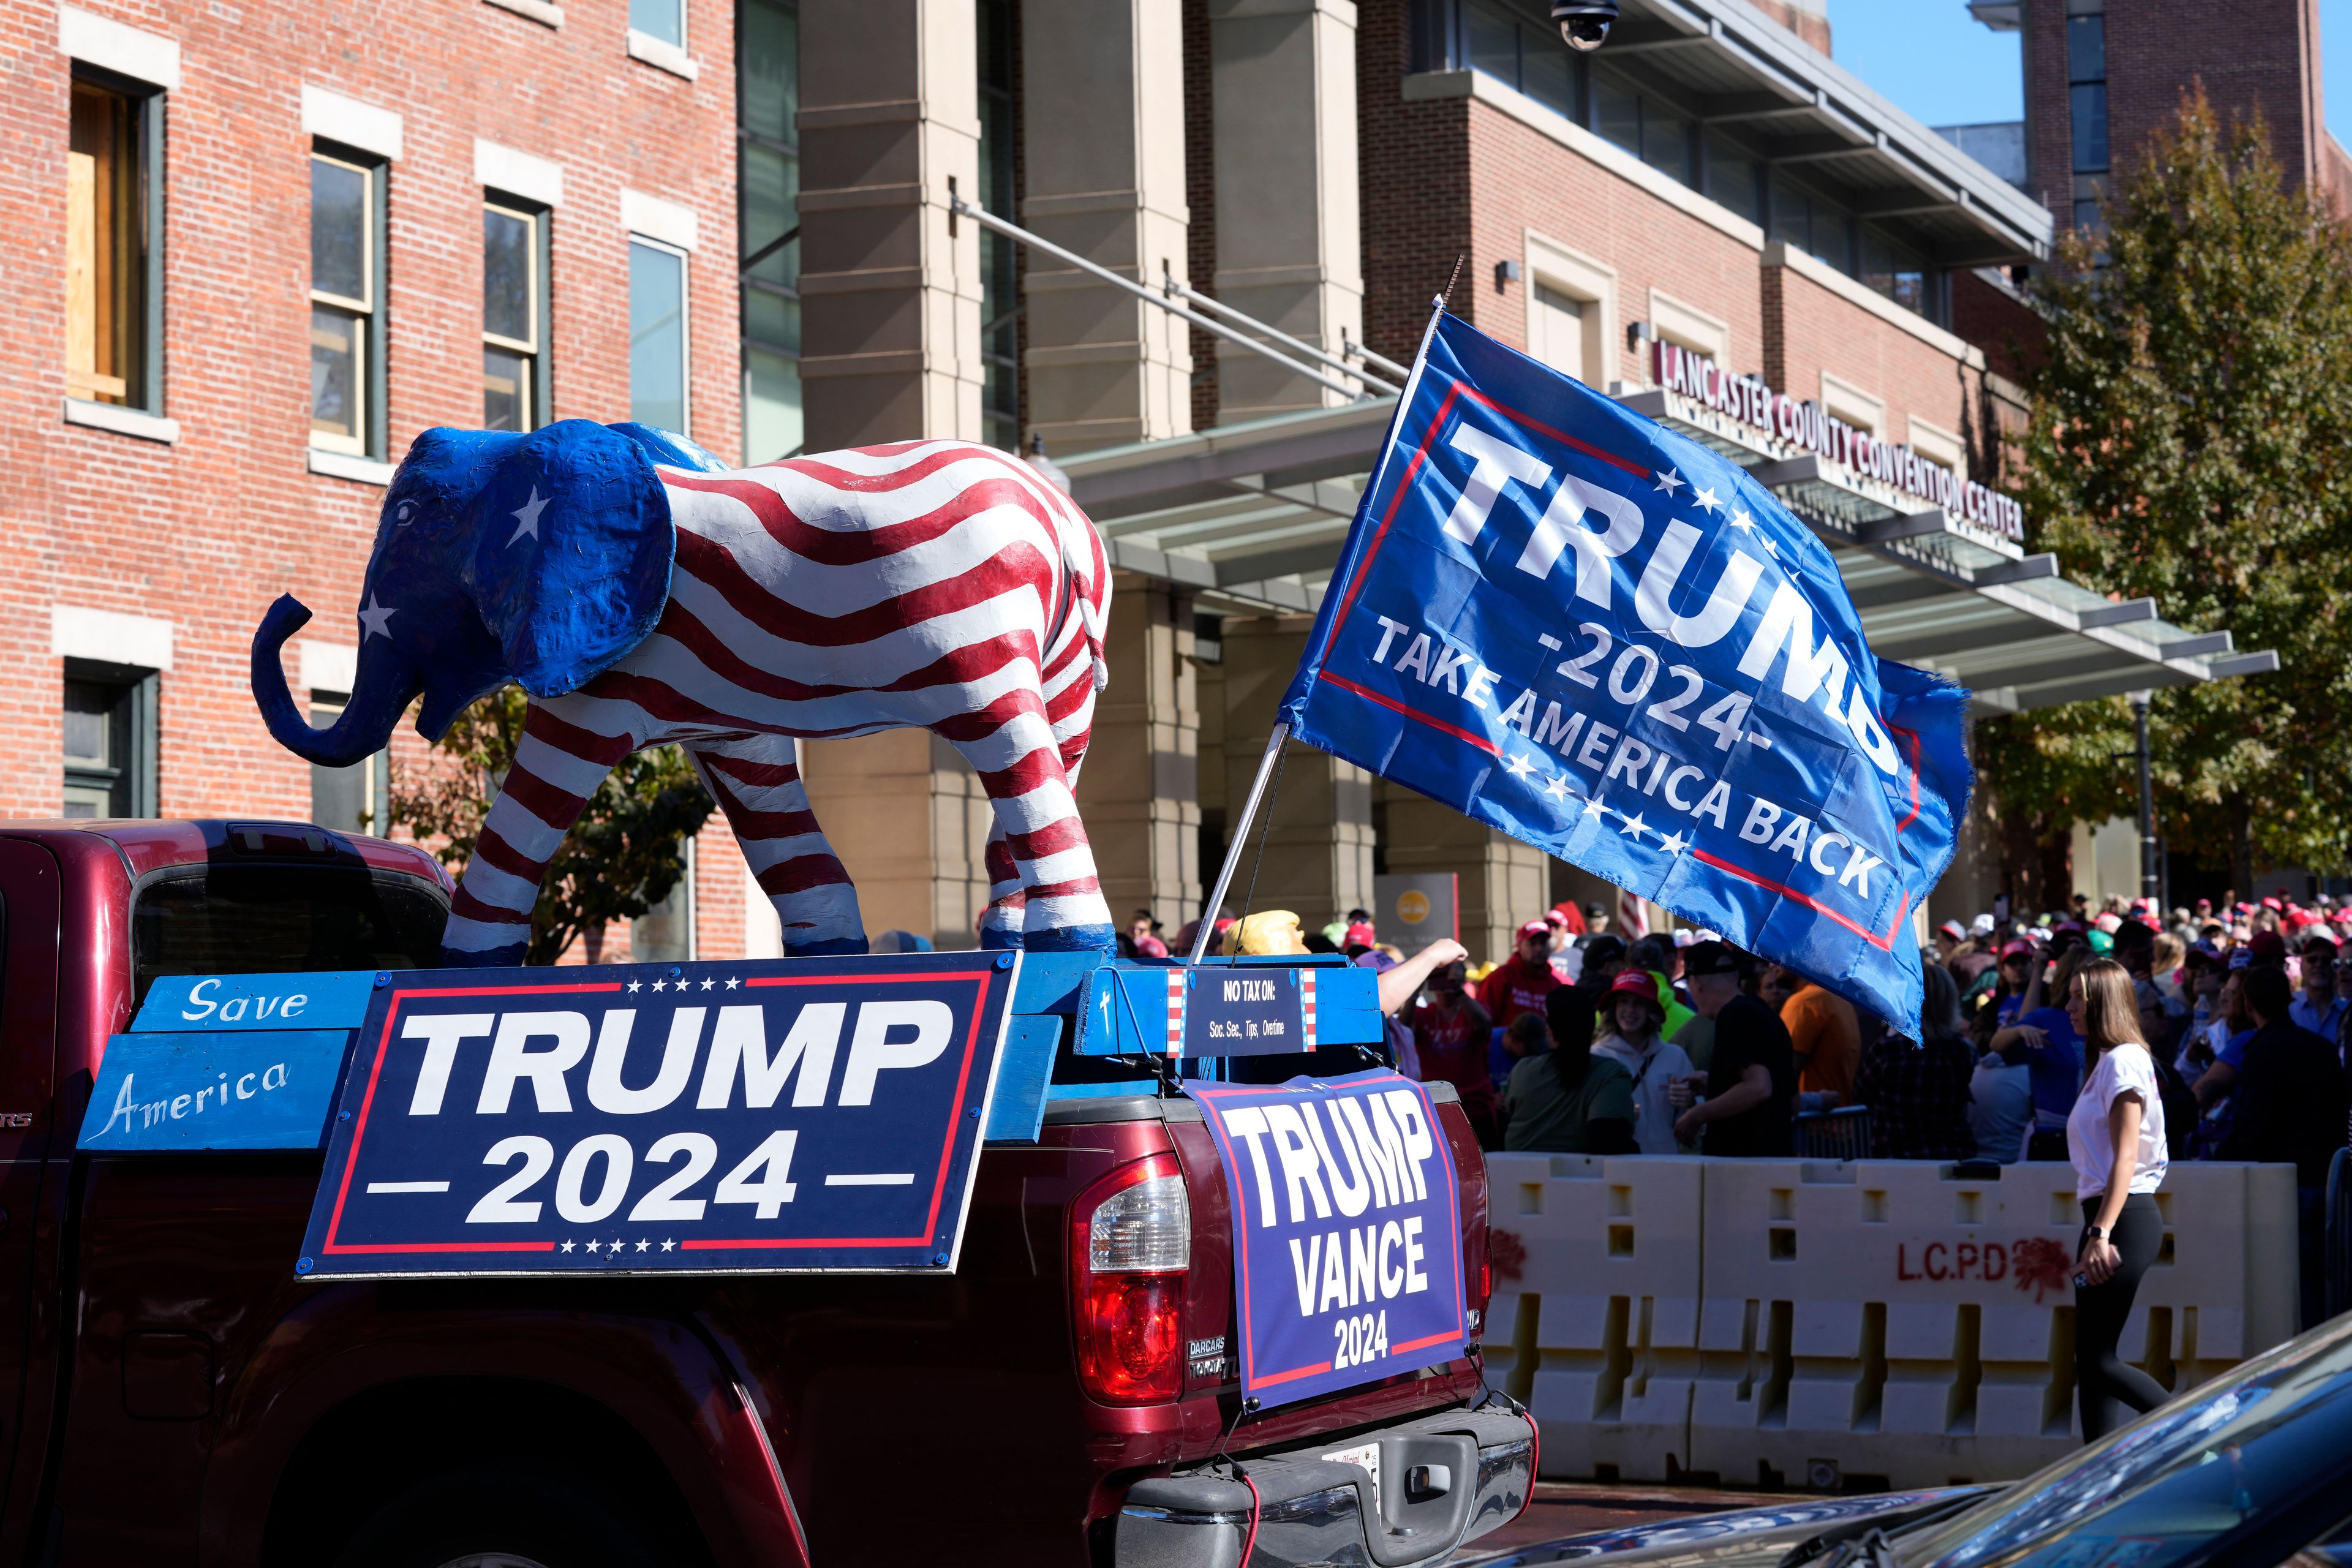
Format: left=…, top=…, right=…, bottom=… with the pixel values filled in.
left=441, top=704, right=633, bottom=966
left=978, top=827, right=1025, bottom=951
left=944, top=708, right=1114, bottom=956
left=690, top=733, right=868, bottom=957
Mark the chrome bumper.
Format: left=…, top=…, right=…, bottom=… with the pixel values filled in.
left=1114, top=1404, right=1535, bottom=1568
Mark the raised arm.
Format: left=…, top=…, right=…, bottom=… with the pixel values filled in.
left=1376, top=938, right=1468, bottom=1016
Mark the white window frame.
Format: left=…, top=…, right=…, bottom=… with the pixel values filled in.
left=627, top=233, right=692, bottom=434
left=1906, top=413, right=1967, bottom=479
left=1819, top=371, right=1885, bottom=437
left=483, top=196, right=545, bottom=429
left=309, top=148, right=377, bottom=457
left=1523, top=230, right=1618, bottom=390
left=1645, top=287, right=1733, bottom=371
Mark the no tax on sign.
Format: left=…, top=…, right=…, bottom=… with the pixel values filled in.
left=296, top=954, right=1019, bottom=1278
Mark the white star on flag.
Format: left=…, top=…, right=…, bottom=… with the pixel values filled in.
left=585, top=1240, right=600, bottom=1254
left=1692, top=486, right=1723, bottom=514
left=1544, top=772, right=1570, bottom=801
left=358, top=594, right=397, bottom=641
left=1618, top=812, right=1649, bottom=840
left=1504, top=752, right=1537, bottom=780
left=650, top=979, right=666, bottom=992
left=636, top=1239, right=652, bottom=1253
left=1729, top=509, right=1756, bottom=532
left=560, top=1240, right=575, bottom=1253
left=1653, top=468, right=1686, bottom=497
left=1659, top=831, right=1689, bottom=856
left=700, top=977, right=715, bottom=990
left=610, top=1238, right=624, bottom=1254
left=627, top=979, right=642, bottom=993
left=662, top=1238, right=676, bottom=1251
left=725, top=976, right=740, bottom=989
left=1761, top=534, right=1780, bottom=557
left=1581, top=796, right=1608, bottom=821
left=507, top=486, right=550, bottom=546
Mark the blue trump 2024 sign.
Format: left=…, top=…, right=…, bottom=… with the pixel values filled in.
left=1278, top=312, right=1970, bottom=1035
left=1189, top=1070, right=1464, bottom=1409
left=297, top=952, right=1019, bottom=1279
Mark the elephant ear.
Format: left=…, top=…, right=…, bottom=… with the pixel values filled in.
left=466, top=419, right=676, bottom=698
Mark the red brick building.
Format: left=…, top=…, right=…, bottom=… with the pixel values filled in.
left=1983, top=0, right=2352, bottom=232
left=3, top=0, right=755, bottom=957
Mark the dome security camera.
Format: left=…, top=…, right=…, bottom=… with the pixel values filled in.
left=1550, top=0, right=1619, bottom=50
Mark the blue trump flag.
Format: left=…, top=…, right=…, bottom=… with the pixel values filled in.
left=1276, top=312, right=1970, bottom=1036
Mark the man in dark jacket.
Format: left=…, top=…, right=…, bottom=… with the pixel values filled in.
left=2222, top=964, right=2350, bottom=1328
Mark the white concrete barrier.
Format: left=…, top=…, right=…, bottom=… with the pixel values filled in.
left=1485, top=1153, right=1703, bottom=1482
left=1478, top=1157, right=2300, bottom=1490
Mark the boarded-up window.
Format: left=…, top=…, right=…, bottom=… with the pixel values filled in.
left=66, top=78, right=147, bottom=407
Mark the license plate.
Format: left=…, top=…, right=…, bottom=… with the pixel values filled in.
left=1321, top=1441, right=1381, bottom=1510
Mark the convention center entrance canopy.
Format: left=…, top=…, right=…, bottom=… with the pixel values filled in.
left=1058, top=393, right=2277, bottom=715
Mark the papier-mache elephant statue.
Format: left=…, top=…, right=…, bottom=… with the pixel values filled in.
left=251, top=418, right=1118, bottom=963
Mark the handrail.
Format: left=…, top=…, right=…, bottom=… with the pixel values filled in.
left=948, top=193, right=1376, bottom=404
left=1158, top=270, right=1400, bottom=396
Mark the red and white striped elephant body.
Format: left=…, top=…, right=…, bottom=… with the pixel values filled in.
left=252, top=422, right=1116, bottom=962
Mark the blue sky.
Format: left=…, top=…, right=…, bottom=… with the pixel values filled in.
left=1827, top=0, right=2352, bottom=145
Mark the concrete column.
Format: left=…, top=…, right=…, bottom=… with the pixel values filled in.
left=1210, top=0, right=1365, bottom=421
left=1020, top=0, right=1193, bottom=451
left=797, top=0, right=982, bottom=449
left=1075, top=573, right=1203, bottom=931
left=794, top=1, right=991, bottom=943
left=800, top=729, right=995, bottom=951
left=1381, top=789, right=1549, bottom=966
left=1217, top=616, right=1374, bottom=930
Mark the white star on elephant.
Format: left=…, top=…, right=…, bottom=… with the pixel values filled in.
left=357, top=594, right=397, bottom=640
left=508, top=486, right=549, bottom=546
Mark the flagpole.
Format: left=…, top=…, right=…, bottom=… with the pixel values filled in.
left=1184, top=295, right=1452, bottom=967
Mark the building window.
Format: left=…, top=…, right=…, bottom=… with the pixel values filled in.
left=1861, top=228, right=1929, bottom=316
left=483, top=198, right=549, bottom=432
left=1588, top=69, right=1694, bottom=188
left=1771, top=174, right=1855, bottom=276
left=62, top=662, right=157, bottom=818
left=311, top=148, right=385, bottom=457
left=1460, top=0, right=1580, bottom=123
left=307, top=693, right=388, bottom=835
left=2067, top=13, right=2108, bottom=180
left=631, top=0, right=684, bottom=48
left=1705, top=135, right=1761, bottom=224
left=629, top=237, right=689, bottom=432
left=977, top=0, right=1019, bottom=453
left=740, top=0, right=801, bottom=462
left=66, top=72, right=161, bottom=412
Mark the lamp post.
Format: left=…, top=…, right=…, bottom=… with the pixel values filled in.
left=2129, top=690, right=2158, bottom=906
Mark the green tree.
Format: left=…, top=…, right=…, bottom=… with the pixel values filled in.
left=1986, top=91, right=2352, bottom=896
left=390, top=687, right=715, bottom=965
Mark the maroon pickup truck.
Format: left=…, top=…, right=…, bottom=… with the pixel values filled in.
left=0, top=819, right=1531, bottom=1568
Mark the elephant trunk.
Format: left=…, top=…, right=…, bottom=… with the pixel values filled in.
left=251, top=593, right=422, bottom=768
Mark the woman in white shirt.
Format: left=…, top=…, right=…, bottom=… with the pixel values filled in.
left=2065, top=956, right=2172, bottom=1440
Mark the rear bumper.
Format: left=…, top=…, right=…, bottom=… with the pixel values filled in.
left=1112, top=1404, right=1534, bottom=1568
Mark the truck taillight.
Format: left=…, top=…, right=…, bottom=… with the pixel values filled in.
left=1071, top=1155, right=1189, bottom=1405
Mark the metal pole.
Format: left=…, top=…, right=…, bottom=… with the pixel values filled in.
left=2132, top=690, right=2158, bottom=905
left=1161, top=270, right=1401, bottom=395
left=1188, top=722, right=1289, bottom=964
left=948, top=196, right=1373, bottom=403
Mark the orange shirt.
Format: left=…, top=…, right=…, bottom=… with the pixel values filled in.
left=1781, top=982, right=1860, bottom=1101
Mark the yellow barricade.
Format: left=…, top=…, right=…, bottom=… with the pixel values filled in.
left=1484, top=1153, right=1705, bottom=1482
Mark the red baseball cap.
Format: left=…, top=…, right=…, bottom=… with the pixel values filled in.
left=1518, top=919, right=1552, bottom=941
left=1608, top=969, right=1662, bottom=1001
left=2000, top=940, right=2034, bottom=959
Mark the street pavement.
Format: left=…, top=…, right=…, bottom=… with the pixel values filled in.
left=1457, top=1481, right=1809, bottom=1560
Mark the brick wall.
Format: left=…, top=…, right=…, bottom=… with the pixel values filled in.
left=1357, top=0, right=1471, bottom=365
left=2024, top=0, right=2337, bottom=233
left=2, top=0, right=741, bottom=944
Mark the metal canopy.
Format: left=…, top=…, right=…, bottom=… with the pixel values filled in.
left=1056, top=389, right=2276, bottom=714
left=1600, top=0, right=2053, bottom=268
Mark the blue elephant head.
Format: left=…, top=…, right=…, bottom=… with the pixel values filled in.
left=252, top=419, right=722, bottom=764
